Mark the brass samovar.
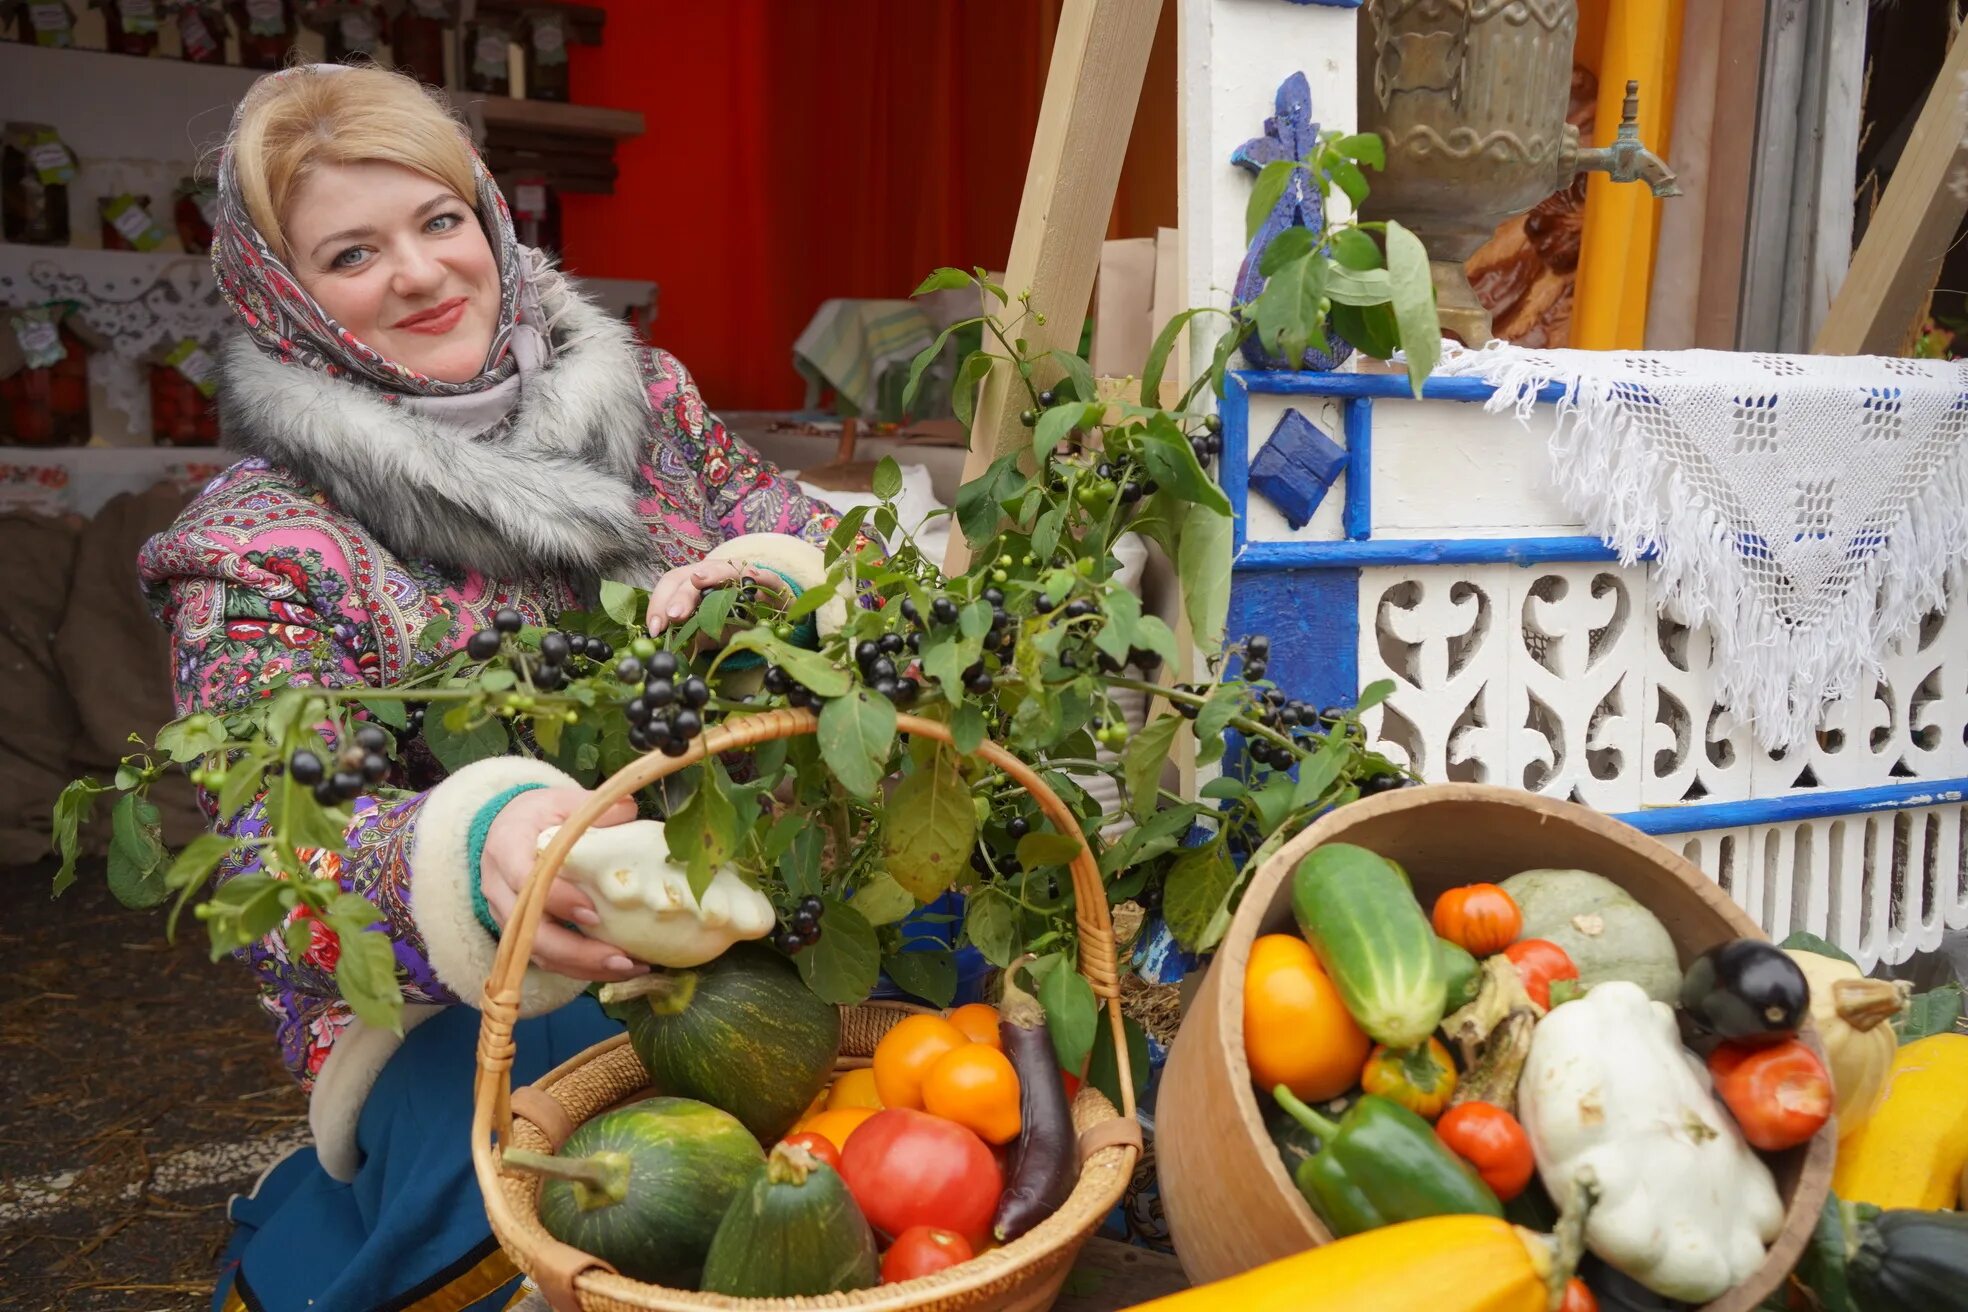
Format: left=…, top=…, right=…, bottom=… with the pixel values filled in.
left=1358, top=0, right=1680, bottom=344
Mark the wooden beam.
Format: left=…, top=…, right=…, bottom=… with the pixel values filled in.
left=1692, top=0, right=1768, bottom=348
left=942, top=0, right=1165, bottom=576
left=1813, top=28, right=1968, bottom=355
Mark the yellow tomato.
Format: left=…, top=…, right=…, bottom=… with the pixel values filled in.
left=827, top=1066, right=884, bottom=1111
left=799, top=1106, right=878, bottom=1154
left=946, top=1002, right=1003, bottom=1049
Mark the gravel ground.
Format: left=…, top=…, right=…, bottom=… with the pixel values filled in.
left=0, top=861, right=305, bottom=1312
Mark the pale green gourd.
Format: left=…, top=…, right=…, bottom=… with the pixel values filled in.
left=1497, top=869, right=1681, bottom=1003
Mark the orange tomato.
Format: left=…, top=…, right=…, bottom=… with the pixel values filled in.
left=873, top=1014, right=971, bottom=1110
left=922, top=1044, right=1021, bottom=1144
left=799, top=1106, right=878, bottom=1154
left=1431, top=883, right=1523, bottom=957
left=1242, top=934, right=1371, bottom=1102
left=945, top=1002, right=1003, bottom=1049
left=827, top=1067, right=884, bottom=1111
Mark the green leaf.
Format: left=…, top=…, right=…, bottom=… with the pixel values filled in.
left=797, top=898, right=881, bottom=1004
left=1777, top=931, right=1858, bottom=969
left=1086, top=1012, right=1151, bottom=1112
left=107, top=793, right=169, bottom=909
left=415, top=614, right=454, bottom=653
left=50, top=779, right=106, bottom=895
left=332, top=924, right=404, bottom=1034
left=882, top=949, right=958, bottom=1008
left=599, top=579, right=643, bottom=627
left=964, top=890, right=1019, bottom=968
left=853, top=872, right=917, bottom=926
left=818, top=688, right=896, bottom=800
left=1048, top=348, right=1097, bottom=406
left=1291, top=735, right=1346, bottom=808
left=1138, top=415, right=1230, bottom=515
left=1030, top=503, right=1066, bottom=565
left=1139, top=307, right=1221, bottom=407
left=950, top=349, right=997, bottom=431
left=1331, top=302, right=1403, bottom=361
left=778, top=821, right=826, bottom=899
left=1383, top=219, right=1440, bottom=395
left=951, top=703, right=987, bottom=755
left=1328, top=228, right=1383, bottom=273
left=1016, top=831, right=1083, bottom=870
left=912, top=267, right=974, bottom=295
left=718, top=630, right=851, bottom=698
left=959, top=598, right=994, bottom=642
left=883, top=755, right=976, bottom=901
left=919, top=627, right=986, bottom=703
left=155, top=713, right=231, bottom=764
left=1243, top=158, right=1296, bottom=243
left=901, top=317, right=981, bottom=413
left=1193, top=685, right=1243, bottom=753
left=1033, top=401, right=1103, bottom=463
left=1335, top=132, right=1386, bottom=171
left=1251, top=243, right=1329, bottom=367
left=359, top=698, right=409, bottom=730
left=164, top=833, right=236, bottom=893
left=1178, top=499, right=1233, bottom=649
left=1259, top=225, right=1316, bottom=278
left=1325, top=264, right=1395, bottom=307
left=871, top=454, right=903, bottom=501
left=694, top=585, right=735, bottom=638
left=1164, top=842, right=1237, bottom=951
left=667, top=764, right=740, bottom=899
left=1038, top=962, right=1099, bottom=1074
left=954, top=452, right=1026, bottom=548
left=424, top=713, right=509, bottom=774
left=1093, top=588, right=1141, bottom=664
left=1328, top=157, right=1369, bottom=209
left=1897, top=982, right=1965, bottom=1043
left=1355, top=679, right=1396, bottom=712
left=1122, top=714, right=1182, bottom=822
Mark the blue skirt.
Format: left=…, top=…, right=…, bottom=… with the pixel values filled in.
left=216, top=998, right=623, bottom=1312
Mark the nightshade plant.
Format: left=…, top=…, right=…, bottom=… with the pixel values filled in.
left=54, top=137, right=1440, bottom=1096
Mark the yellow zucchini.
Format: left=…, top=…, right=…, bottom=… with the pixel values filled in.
left=1125, top=1214, right=1565, bottom=1312
left=1832, top=1032, right=1968, bottom=1210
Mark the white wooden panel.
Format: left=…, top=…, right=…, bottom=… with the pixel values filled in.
left=1368, top=399, right=1583, bottom=537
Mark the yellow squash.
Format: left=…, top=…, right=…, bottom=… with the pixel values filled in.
left=1124, top=1214, right=1568, bottom=1312
left=1832, top=1032, right=1968, bottom=1210
left=1784, top=948, right=1909, bottom=1137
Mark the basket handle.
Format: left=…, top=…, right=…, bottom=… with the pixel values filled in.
left=469, top=708, right=1135, bottom=1284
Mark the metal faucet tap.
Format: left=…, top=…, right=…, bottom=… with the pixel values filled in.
left=1575, top=80, right=1683, bottom=198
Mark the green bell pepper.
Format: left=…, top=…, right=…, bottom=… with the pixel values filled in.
left=1271, top=1087, right=1502, bottom=1237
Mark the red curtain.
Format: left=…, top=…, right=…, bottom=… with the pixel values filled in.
left=561, top=2, right=1175, bottom=411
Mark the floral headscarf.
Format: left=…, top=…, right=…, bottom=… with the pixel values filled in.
left=209, top=63, right=526, bottom=399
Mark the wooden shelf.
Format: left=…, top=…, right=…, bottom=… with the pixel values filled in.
left=464, top=94, right=644, bottom=140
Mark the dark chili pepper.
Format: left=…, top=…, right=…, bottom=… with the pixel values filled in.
left=991, top=959, right=1078, bottom=1242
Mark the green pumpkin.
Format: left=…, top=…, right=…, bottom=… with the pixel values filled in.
left=1499, top=868, right=1682, bottom=1003
left=602, top=943, right=840, bottom=1145
left=503, top=1096, right=763, bottom=1288
left=700, top=1142, right=879, bottom=1297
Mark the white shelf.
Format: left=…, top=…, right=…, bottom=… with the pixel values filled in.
left=0, top=42, right=262, bottom=164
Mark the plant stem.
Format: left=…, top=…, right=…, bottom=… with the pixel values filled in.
left=1103, top=676, right=1299, bottom=755
left=500, top=1149, right=632, bottom=1210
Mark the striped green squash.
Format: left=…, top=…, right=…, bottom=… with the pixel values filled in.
left=700, top=1142, right=879, bottom=1297
left=1291, top=843, right=1447, bottom=1050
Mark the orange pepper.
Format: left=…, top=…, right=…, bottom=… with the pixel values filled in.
left=922, top=1043, right=1021, bottom=1144
left=1360, top=1037, right=1458, bottom=1121
left=946, top=1002, right=1003, bottom=1049
left=1243, top=934, right=1372, bottom=1102
left=873, top=1014, right=971, bottom=1110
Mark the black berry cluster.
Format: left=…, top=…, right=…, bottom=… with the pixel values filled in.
left=625, top=648, right=710, bottom=757
left=776, top=894, right=825, bottom=954
left=853, top=636, right=919, bottom=705
left=1190, top=412, right=1225, bottom=467
left=290, top=723, right=392, bottom=806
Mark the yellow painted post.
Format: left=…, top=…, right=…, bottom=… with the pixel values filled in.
left=1572, top=0, right=1683, bottom=350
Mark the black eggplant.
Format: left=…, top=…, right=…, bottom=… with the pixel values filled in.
left=1579, top=1256, right=1692, bottom=1312
left=1678, top=938, right=1809, bottom=1041
left=991, top=961, right=1078, bottom=1242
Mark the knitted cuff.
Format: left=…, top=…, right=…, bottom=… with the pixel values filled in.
left=466, top=782, right=549, bottom=939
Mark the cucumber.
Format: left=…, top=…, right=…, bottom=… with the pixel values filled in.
left=700, top=1142, right=880, bottom=1296
left=601, top=943, right=840, bottom=1145
left=1291, top=843, right=1447, bottom=1049
left=1437, top=937, right=1480, bottom=1008
left=503, top=1096, right=763, bottom=1287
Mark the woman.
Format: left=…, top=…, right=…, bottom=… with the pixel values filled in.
left=140, top=64, right=842, bottom=1311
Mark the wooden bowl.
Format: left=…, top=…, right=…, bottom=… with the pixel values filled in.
left=1156, top=783, right=1834, bottom=1312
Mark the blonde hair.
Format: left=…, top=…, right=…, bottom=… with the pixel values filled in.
left=229, top=65, right=479, bottom=262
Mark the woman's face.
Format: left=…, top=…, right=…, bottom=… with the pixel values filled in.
left=283, top=160, right=500, bottom=384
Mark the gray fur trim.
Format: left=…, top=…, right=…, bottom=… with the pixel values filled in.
left=216, top=268, right=657, bottom=580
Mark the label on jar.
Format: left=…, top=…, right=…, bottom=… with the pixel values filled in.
left=195, top=191, right=220, bottom=228
left=106, top=194, right=169, bottom=251
left=178, top=8, right=219, bottom=58
left=29, top=133, right=76, bottom=186
left=409, top=0, right=448, bottom=17
left=13, top=311, right=66, bottom=371
left=243, top=0, right=284, bottom=36
left=512, top=183, right=547, bottom=219
left=29, top=3, right=74, bottom=46
left=339, top=10, right=378, bottom=51
left=117, top=0, right=159, bottom=34
left=166, top=339, right=220, bottom=397
left=472, top=28, right=509, bottom=79
left=530, top=14, right=566, bottom=64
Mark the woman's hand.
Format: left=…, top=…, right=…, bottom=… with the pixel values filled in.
left=645, top=558, right=783, bottom=635
left=478, top=786, right=647, bottom=981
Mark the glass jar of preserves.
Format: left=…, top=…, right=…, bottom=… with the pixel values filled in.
left=227, top=0, right=290, bottom=68
left=388, top=0, right=448, bottom=85
left=2, top=123, right=73, bottom=247
left=1, top=312, right=90, bottom=448
left=173, top=176, right=217, bottom=251
left=464, top=20, right=510, bottom=96
left=13, top=1, right=76, bottom=46
left=317, top=0, right=378, bottom=63
left=100, top=0, right=161, bottom=55
left=505, top=175, right=560, bottom=258
left=100, top=193, right=168, bottom=251
left=150, top=348, right=220, bottom=446
left=172, top=1, right=228, bottom=63
left=520, top=7, right=568, bottom=102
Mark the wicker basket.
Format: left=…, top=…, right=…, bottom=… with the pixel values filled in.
left=470, top=708, right=1143, bottom=1312
left=1156, top=783, right=1834, bottom=1312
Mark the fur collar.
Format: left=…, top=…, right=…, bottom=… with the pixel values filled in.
left=216, top=268, right=658, bottom=581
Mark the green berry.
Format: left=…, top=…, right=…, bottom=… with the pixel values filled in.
left=631, top=637, right=658, bottom=660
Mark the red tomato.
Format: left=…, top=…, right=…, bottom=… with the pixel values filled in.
left=839, top=1108, right=1002, bottom=1247
left=1433, top=1101, right=1534, bottom=1201
left=779, top=1131, right=843, bottom=1173
left=1061, top=1070, right=1082, bottom=1101
left=880, top=1225, right=975, bottom=1283
left=1558, top=1278, right=1598, bottom=1312
left=1503, top=938, right=1580, bottom=1009
left=1707, top=1039, right=1832, bottom=1151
